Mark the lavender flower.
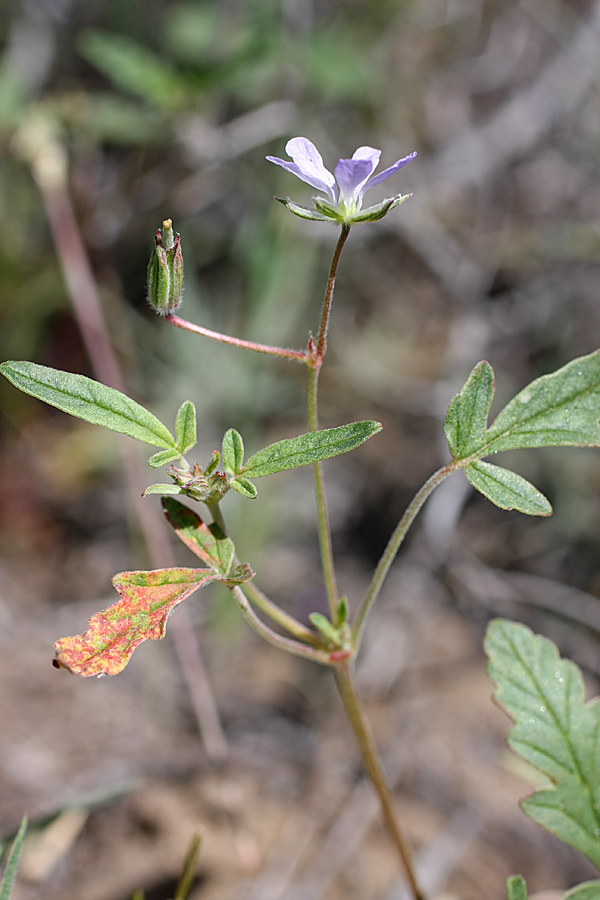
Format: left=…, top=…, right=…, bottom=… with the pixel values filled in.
left=266, top=137, right=416, bottom=224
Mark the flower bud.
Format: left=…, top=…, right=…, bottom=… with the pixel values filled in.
left=147, top=219, right=184, bottom=315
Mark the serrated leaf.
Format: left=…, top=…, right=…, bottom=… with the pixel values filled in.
left=506, top=875, right=527, bottom=900
left=445, top=361, right=495, bottom=459
left=142, top=483, right=183, bottom=497
left=230, top=477, right=258, bottom=499
left=465, top=461, right=552, bottom=516
left=148, top=448, right=182, bottom=468
left=161, top=497, right=234, bottom=575
left=54, top=568, right=216, bottom=677
left=222, top=428, right=244, bottom=476
left=175, top=401, right=196, bottom=455
left=0, top=362, right=176, bottom=449
left=0, top=817, right=27, bottom=900
left=563, top=882, right=600, bottom=900
left=243, top=421, right=382, bottom=479
left=485, top=619, right=600, bottom=868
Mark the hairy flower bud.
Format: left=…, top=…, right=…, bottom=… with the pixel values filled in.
left=147, top=219, right=184, bottom=315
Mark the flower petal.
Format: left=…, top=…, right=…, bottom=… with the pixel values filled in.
left=266, top=137, right=336, bottom=201
left=363, top=151, right=417, bottom=193
left=334, top=158, right=375, bottom=208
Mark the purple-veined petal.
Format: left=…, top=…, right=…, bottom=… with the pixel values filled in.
left=363, top=151, right=417, bottom=195
left=266, top=137, right=337, bottom=201
left=334, top=158, right=375, bottom=208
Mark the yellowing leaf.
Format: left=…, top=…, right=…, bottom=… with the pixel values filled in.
left=54, top=568, right=216, bottom=677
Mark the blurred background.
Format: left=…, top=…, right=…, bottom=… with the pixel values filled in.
left=1, top=0, right=600, bottom=898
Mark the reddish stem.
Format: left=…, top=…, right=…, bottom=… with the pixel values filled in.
left=166, top=314, right=309, bottom=363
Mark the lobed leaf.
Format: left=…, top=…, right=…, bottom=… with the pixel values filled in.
left=445, top=361, right=495, bottom=459
left=485, top=351, right=600, bottom=454
left=54, top=568, right=216, bottom=677
left=161, top=497, right=234, bottom=575
left=0, top=361, right=176, bottom=449
left=485, top=619, right=600, bottom=868
left=222, top=428, right=244, bottom=476
left=175, top=401, right=197, bottom=455
left=243, top=421, right=382, bottom=479
left=465, top=461, right=552, bottom=516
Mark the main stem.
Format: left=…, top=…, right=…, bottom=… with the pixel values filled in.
left=335, top=661, right=426, bottom=900
left=308, top=224, right=351, bottom=620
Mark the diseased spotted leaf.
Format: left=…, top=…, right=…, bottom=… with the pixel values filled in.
left=161, top=497, right=234, bottom=575
left=0, top=361, right=176, bottom=449
left=54, top=568, right=216, bottom=677
left=485, top=619, right=600, bottom=868
left=465, top=461, right=552, bottom=516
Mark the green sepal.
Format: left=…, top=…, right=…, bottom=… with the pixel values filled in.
left=142, top=483, right=183, bottom=497
left=506, top=875, right=527, bottom=900
left=147, top=448, right=182, bottom=468
left=445, top=361, right=495, bottom=460
left=222, top=428, right=244, bottom=476
left=230, top=477, right=258, bottom=499
left=175, top=400, right=196, bottom=455
left=276, top=197, right=332, bottom=222
left=465, top=461, right=552, bottom=517
left=0, top=361, right=176, bottom=449
left=242, top=421, right=382, bottom=479
left=313, top=197, right=346, bottom=222
left=204, top=450, right=220, bottom=476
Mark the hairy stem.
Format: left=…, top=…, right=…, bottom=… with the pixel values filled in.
left=242, top=581, right=322, bottom=647
left=335, top=661, right=426, bottom=900
left=231, top=586, right=333, bottom=665
left=353, top=462, right=457, bottom=648
left=166, top=314, right=308, bottom=363
left=308, top=224, right=351, bottom=620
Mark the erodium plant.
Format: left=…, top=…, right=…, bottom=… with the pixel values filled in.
left=2, top=138, right=600, bottom=900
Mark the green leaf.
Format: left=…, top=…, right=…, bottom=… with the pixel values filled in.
left=563, top=882, right=600, bottom=900
left=506, top=875, right=527, bottom=900
left=243, top=421, right=382, bottom=479
left=465, top=461, right=552, bottom=516
left=309, top=613, right=342, bottom=646
left=0, top=362, right=176, bottom=449
left=147, top=449, right=181, bottom=469
left=161, top=497, right=235, bottom=576
left=445, top=361, right=495, bottom=459
left=485, top=619, right=600, bottom=868
left=175, top=401, right=196, bottom=455
left=0, top=817, right=27, bottom=900
left=78, top=30, right=187, bottom=109
left=230, top=477, right=258, bottom=499
left=142, top=484, right=183, bottom=497
left=222, top=428, right=244, bottom=476
left=485, top=350, right=600, bottom=453
left=54, top=568, right=217, bottom=677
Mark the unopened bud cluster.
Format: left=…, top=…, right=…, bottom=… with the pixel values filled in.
left=147, top=219, right=184, bottom=315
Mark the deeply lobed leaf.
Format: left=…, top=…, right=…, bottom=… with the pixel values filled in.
left=485, top=619, right=600, bottom=869
left=0, top=362, right=176, bottom=449
left=54, top=568, right=216, bottom=677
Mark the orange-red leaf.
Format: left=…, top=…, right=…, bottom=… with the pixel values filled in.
left=54, top=567, right=215, bottom=677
